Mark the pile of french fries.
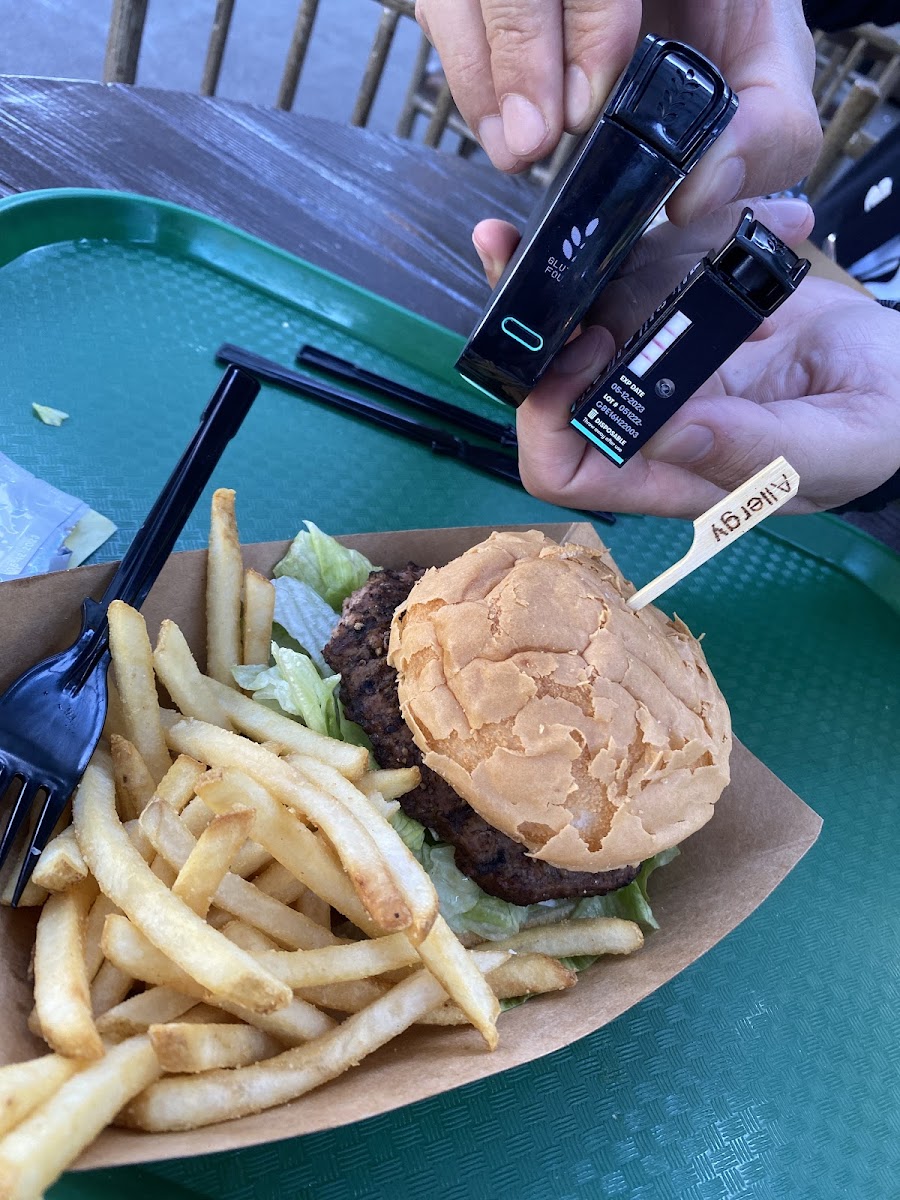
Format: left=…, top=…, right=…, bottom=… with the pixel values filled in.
left=0, top=490, right=643, bottom=1198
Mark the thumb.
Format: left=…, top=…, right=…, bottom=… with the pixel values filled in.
left=643, top=394, right=850, bottom=511
left=667, top=82, right=820, bottom=226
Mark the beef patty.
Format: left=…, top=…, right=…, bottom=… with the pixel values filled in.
left=323, top=567, right=639, bottom=906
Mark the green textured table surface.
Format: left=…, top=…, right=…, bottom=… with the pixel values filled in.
left=0, top=190, right=897, bottom=1200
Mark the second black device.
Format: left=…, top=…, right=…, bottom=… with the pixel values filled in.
left=569, top=210, right=811, bottom=467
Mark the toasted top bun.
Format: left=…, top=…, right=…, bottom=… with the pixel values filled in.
left=387, top=530, right=732, bottom=872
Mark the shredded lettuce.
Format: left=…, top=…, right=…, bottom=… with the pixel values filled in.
left=388, top=809, right=677, bottom=943
left=271, top=575, right=341, bottom=674
left=567, top=848, right=679, bottom=931
left=32, top=403, right=69, bottom=426
left=230, top=523, right=379, bottom=748
left=232, top=644, right=370, bottom=748
left=273, top=520, right=377, bottom=612
left=391, top=809, right=427, bottom=855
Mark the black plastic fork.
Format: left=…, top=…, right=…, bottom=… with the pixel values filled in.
left=0, top=366, right=260, bottom=903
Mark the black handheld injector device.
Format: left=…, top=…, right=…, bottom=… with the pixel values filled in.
left=454, top=34, right=738, bottom=407
left=569, top=209, right=811, bottom=467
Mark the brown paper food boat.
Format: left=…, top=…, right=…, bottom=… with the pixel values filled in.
left=0, top=523, right=822, bottom=1170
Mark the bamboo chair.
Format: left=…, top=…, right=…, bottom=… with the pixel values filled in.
left=103, top=0, right=566, bottom=185
left=807, top=23, right=900, bottom=200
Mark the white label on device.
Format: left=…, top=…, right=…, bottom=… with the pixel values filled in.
left=627, top=310, right=692, bottom=378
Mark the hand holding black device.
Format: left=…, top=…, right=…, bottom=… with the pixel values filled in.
left=570, top=210, right=811, bottom=467
left=455, top=34, right=738, bottom=407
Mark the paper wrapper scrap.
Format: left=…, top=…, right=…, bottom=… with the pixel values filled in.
left=0, top=523, right=822, bottom=1170
left=0, top=452, right=116, bottom=581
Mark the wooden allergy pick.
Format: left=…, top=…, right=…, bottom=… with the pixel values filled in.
left=627, top=456, right=800, bottom=611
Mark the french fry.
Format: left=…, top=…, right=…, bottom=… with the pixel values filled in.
left=295, top=979, right=388, bottom=1013
left=295, top=888, right=331, bottom=930
left=172, top=806, right=255, bottom=917
left=90, top=959, right=135, bottom=1018
left=486, top=953, right=577, bottom=998
left=33, top=877, right=103, bottom=1060
left=0, top=1055, right=81, bottom=1139
left=101, top=916, right=334, bottom=1044
left=1, top=787, right=61, bottom=905
left=285, top=752, right=437, bottom=943
left=230, top=841, right=271, bottom=880
left=196, top=769, right=375, bottom=934
left=0, top=1036, right=160, bottom=1200
left=180, top=794, right=214, bottom=836
left=206, top=488, right=243, bottom=687
left=111, top=735, right=156, bottom=820
left=124, top=817, right=156, bottom=862
left=256, top=934, right=420, bottom=988
left=414, top=918, right=501, bottom=1050
left=31, top=826, right=87, bottom=893
left=219, top=921, right=279, bottom=951
left=153, top=754, right=206, bottom=812
left=252, top=860, right=306, bottom=905
left=168, top=723, right=409, bottom=932
left=178, top=793, right=274, bottom=887
left=206, top=907, right=231, bottom=929
left=96, top=987, right=197, bottom=1041
left=84, top=894, right=119, bottom=982
left=178, top=1003, right=243, bottom=1025
left=420, top=954, right=578, bottom=1025
left=358, top=768, right=421, bottom=802
left=107, top=600, right=171, bottom=784
left=359, top=791, right=398, bottom=821
left=413, top=1005, right=469, bottom=1027
left=474, top=917, right=644, bottom=960
left=139, top=798, right=338, bottom=949
left=149, top=1022, right=281, bottom=1073
left=122, top=951, right=509, bottom=1131
left=150, top=855, right=178, bottom=887
left=73, top=759, right=292, bottom=1015
left=220, top=922, right=387, bottom=1013
left=102, top=669, right=127, bottom=740
left=203, top=769, right=498, bottom=1049
left=214, top=998, right=334, bottom=1046
left=96, top=992, right=239, bottom=1042
left=242, top=568, right=275, bottom=667
left=153, top=619, right=233, bottom=728
left=205, top=678, right=368, bottom=779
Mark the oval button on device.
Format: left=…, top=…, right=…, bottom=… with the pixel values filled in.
left=500, top=317, right=544, bottom=352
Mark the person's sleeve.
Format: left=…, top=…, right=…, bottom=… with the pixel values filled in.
left=803, top=1, right=900, bottom=31
left=831, top=474, right=900, bottom=512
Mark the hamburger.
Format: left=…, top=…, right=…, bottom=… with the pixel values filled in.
left=321, top=529, right=732, bottom=930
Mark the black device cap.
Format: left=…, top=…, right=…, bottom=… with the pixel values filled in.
left=710, top=209, right=811, bottom=316
left=607, top=35, right=738, bottom=171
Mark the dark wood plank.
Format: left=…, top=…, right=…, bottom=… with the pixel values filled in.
left=0, top=75, right=536, bottom=335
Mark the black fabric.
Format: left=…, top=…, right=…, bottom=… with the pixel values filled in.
left=812, top=120, right=900, bottom=268
left=804, top=1, right=900, bottom=30
left=832, top=474, right=900, bottom=510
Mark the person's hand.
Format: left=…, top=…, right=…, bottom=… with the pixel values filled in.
left=415, top=0, right=822, bottom=223
left=471, top=198, right=900, bottom=518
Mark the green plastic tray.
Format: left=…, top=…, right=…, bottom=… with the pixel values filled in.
left=0, top=189, right=897, bottom=1200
